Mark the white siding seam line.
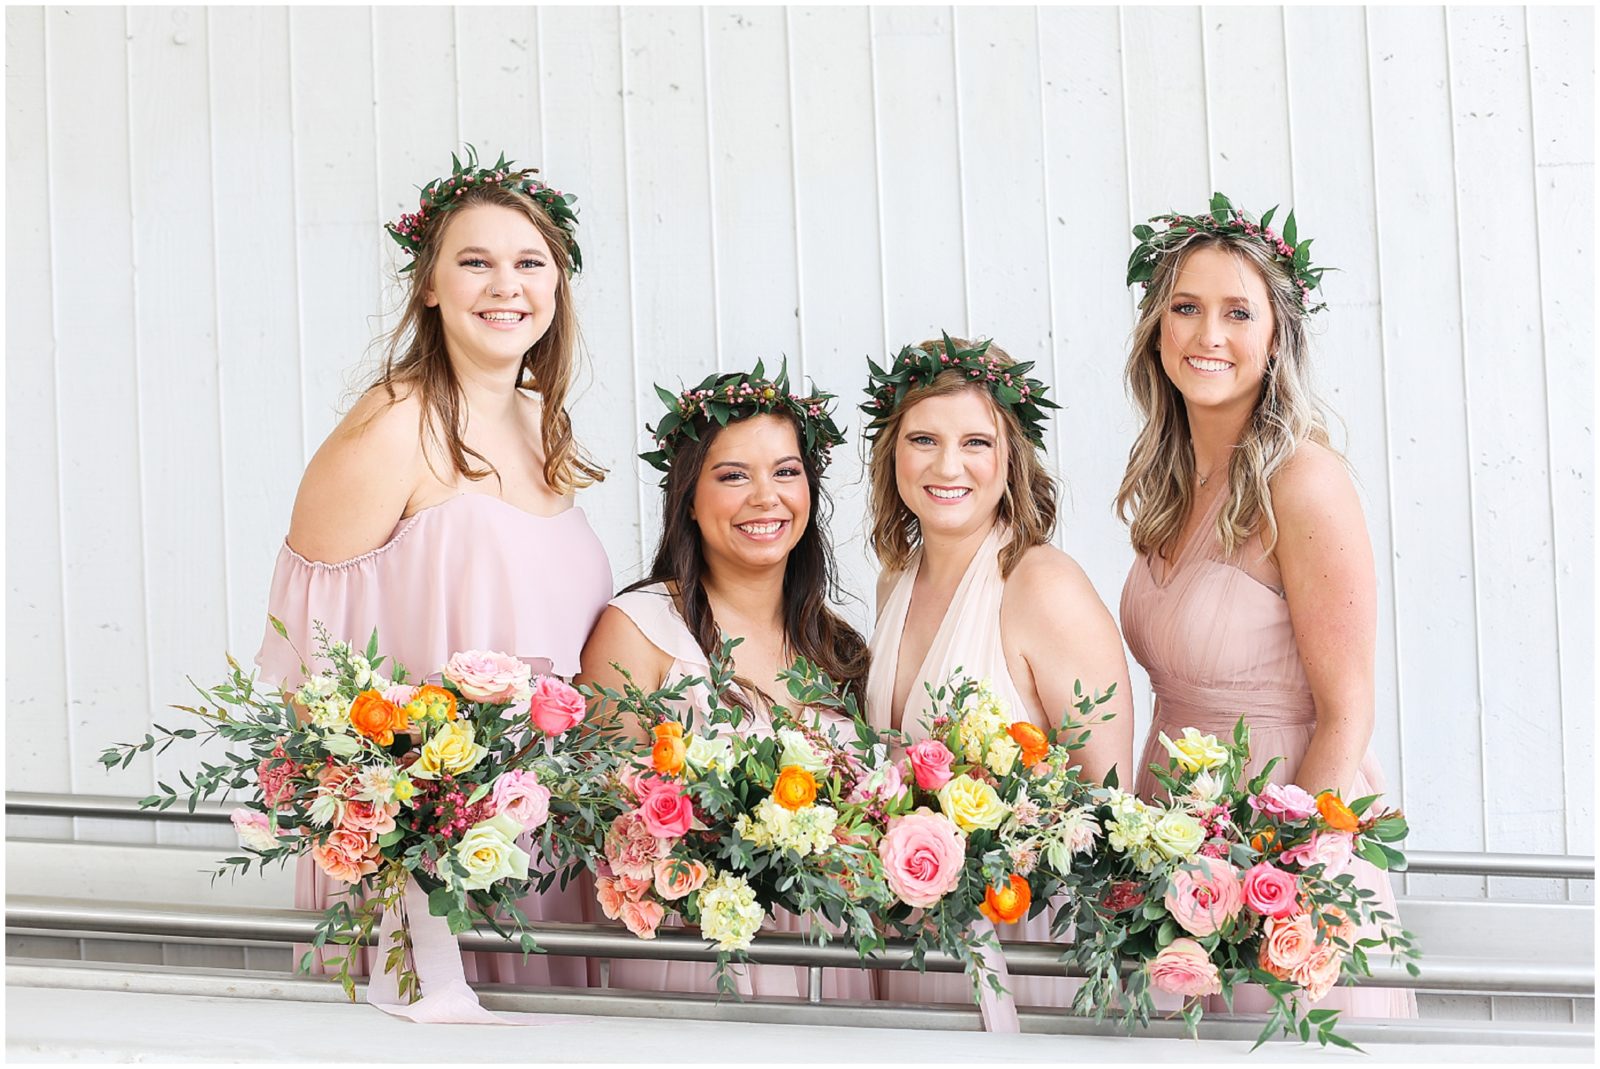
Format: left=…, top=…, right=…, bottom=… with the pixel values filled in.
left=782, top=7, right=806, bottom=385
left=1115, top=8, right=1139, bottom=322
left=1200, top=5, right=1215, bottom=195
left=451, top=7, right=464, bottom=151
left=950, top=5, right=972, bottom=337
left=617, top=9, right=648, bottom=570
left=700, top=7, right=723, bottom=373
left=203, top=8, right=232, bottom=645
left=535, top=8, right=547, bottom=168
left=1032, top=3, right=1064, bottom=539
left=286, top=7, right=310, bottom=469
left=1280, top=6, right=1296, bottom=205
left=867, top=8, right=891, bottom=359
left=371, top=8, right=387, bottom=318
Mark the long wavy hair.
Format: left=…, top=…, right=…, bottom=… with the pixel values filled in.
left=866, top=337, right=1059, bottom=578
left=1115, top=231, right=1337, bottom=560
left=367, top=183, right=605, bottom=494
left=623, top=412, right=869, bottom=711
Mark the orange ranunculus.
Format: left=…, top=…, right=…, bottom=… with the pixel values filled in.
left=651, top=722, right=687, bottom=777
left=979, top=874, right=1032, bottom=925
left=349, top=690, right=406, bottom=747
left=1007, top=721, right=1049, bottom=767
left=772, top=765, right=819, bottom=811
left=1252, top=827, right=1278, bottom=854
left=406, top=684, right=457, bottom=723
left=1316, top=791, right=1359, bottom=834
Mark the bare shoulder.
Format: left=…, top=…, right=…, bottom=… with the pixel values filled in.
left=1269, top=441, right=1364, bottom=533
left=580, top=603, right=673, bottom=686
left=286, top=384, right=425, bottom=563
left=1007, top=543, right=1103, bottom=617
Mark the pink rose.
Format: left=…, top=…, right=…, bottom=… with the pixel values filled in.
left=847, top=762, right=906, bottom=805
left=637, top=780, right=694, bottom=840
left=528, top=675, right=587, bottom=735
left=1278, top=831, right=1354, bottom=878
left=653, top=858, right=710, bottom=901
left=381, top=683, right=418, bottom=707
left=620, top=897, right=666, bottom=940
left=1261, top=912, right=1317, bottom=973
left=1248, top=782, right=1319, bottom=821
left=230, top=808, right=278, bottom=852
left=1292, top=941, right=1344, bottom=1003
left=491, top=770, right=552, bottom=831
left=443, top=650, right=532, bottom=704
left=338, top=798, right=399, bottom=838
left=1241, top=862, right=1300, bottom=919
left=878, top=809, right=967, bottom=908
left=906, top=739, right=955, bottom=791
left=1148, top=937, right=1222, bottom=997
left=595, top=876, right=626, bottom=920
left=604, top=811, right=666, bottom=879
left=309, top=828, right=380, bottom=884
left=1163, top=855, right=1244, bottom=936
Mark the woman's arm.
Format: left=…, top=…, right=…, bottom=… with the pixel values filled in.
left=1006, top=547, right=1136, bottom=786
left=575, top=605, right=673, bottom=745
left=1272, top=443, right=1377, bottom=796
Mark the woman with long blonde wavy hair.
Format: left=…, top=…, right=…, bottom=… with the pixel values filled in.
left=1116, top=194, right=1417, bottom=1018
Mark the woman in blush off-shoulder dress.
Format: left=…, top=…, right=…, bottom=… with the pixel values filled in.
left=1115, top=195, right=1417, bottom=1018
left=254, top=151, right=612, bottom=989
left=859, top=334, right=1136, bottom=1015
left=577, top=363, right=876, bottom=1001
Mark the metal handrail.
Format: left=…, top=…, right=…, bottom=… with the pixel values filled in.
left=6, top=896, right=1593, bottom=997
left=9, top=791, right=1595, bottom=880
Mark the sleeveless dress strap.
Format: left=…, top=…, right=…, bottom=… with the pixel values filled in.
left=608, top=583, right=708, bottom=669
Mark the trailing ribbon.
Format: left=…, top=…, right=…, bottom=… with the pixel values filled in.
left=365, top=878, right=517, bottom=1025
left=970, top=917, right=1021, bottom=1033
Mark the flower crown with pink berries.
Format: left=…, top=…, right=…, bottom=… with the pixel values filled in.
left=641, top=360, right=846, bottom=484
left=384, top=145, right=581, bottom=275
left=860, top=333, right=1060, bottom=448
left=1126, top=192, right=1329, bottom=315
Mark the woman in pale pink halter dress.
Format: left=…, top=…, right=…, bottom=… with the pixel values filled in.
left=578, top=364, right=875, bottom=1001
left=1115, top=198, right=1417, bottom=1018
left=860, top=335, right=1135, bottom=1014
left=254, top=161, right=612, bottom=989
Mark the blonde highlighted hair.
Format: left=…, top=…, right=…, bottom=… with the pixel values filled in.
left=370, top=183, right=605, bottom=495
left=866, top=337, right=1058, bottom=578
left=1115, top=231, right=1337, bottom=561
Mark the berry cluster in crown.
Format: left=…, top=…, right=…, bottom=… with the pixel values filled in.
left=640, top=359, right=846, bottom=482
left=1126, top=192, right=1329, bottom=315
left=860, top=333, right=1060, bottom=449
left=384, top=144, right=582, bottom=275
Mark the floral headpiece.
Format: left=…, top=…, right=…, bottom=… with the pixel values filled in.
left=384, top=145, right=582, bottom=275
left=860, top=332, right=1060, bottom=448
left=1126, top=192, right=1328, bottom=315
left=641, top=360, right=846, bottom=483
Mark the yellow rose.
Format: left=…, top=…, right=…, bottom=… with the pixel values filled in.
left=1150, top=809, right=1205, bottom=861
left=408, top=720, right=488, bottom=780
left=936, top=773, right=1010, bottom=832
left=1158, top=727, right=1228, bottom=773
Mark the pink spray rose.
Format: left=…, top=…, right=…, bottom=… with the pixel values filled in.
left=1248, top=782, right=1320, bottom=821
left=339, top=797, right=400, bottom=838
left=1163, top=855, right=1244, bottom=936
left=1241, top=862, right=1300, bottom=919
left=443, top=650, right=532, bottom=704
left=1261, top=912, right=1317, bottom=973
left=491, top=770, right=553, bottom=831
left=309, top=828, right=381, bottom=884
left=604, top=811, right=666, bottom=880
left=878, top=809, right=967, bottom=908
left=1278, top=831, right=1354, bottom=878
left=528, top=675, right=587, bottom=735
left=906, top=739, right=955, bottom=791
left=637, top=780, right=695, bottom=840
left=1148, top=937, right=1223, bottom=997
left=847, top=762, right=907, bottom=805
left=620, top=897, right=666, bottom=940
left=653, top=858, right=710, bottom=901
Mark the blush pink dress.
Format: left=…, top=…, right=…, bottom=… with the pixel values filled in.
left=1120, top=489, right=1418, bottom=1018
left=255, top=491, right=613, bottom=987
left=598, top=582, right=878, bottom=1001
left=865, top=524, right=1082, bottom=1010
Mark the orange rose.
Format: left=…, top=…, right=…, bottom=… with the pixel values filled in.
left=349, top=690, right=406, bottom=746
left=651, top=722, right=687, bottom=777
left=979, top=874, right=1032, bottom=925
left=1316, top=792, right=1359, bottom=834
left=1007, top=721, right=1049, bottom=767
left=772, top=765, right=818, bottom=811
left=406, top=684, right=457, bottom=722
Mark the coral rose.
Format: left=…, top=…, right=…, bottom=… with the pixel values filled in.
left=653, top=857, right=710, bottom=901
left=1316, top=791, right=1360, bottom=834
left=1163, top=855, right=1244, bottom=936
left=906, top=738, right=955, bottom=791
left=529, top=675, right=587, bottom=734
left=1293, top=941, right=1345, bottom=1003
left=1007, top=721, right=1049, bottom=767
left=348, top=690, right=407, bottom=747
left=638, top=780, right=694, bottom=839
left=310, top=828, right=380, bottom=884
left=443, top=649, right=532, bottom=704
left=1148, top=937, right=1222, bottom=997
left=1241, top=862, right=1299, bottom=919
left=1261, top=912, right=1317, bottom=972
left=621, top=897, right=666, bottom=939
left=651, top=722, right=687, bottom=777
left=339, top=797, right=399, bottom=838
left=772, top=765, right=819, bottom=811
left=878, top=809, right=966, bottom=908
left=595, top=875, right=626, bottom=920
left=980, top=874, right=1032, bottom=925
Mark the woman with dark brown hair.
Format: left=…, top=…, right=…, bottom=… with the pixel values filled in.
left=578, top=362, right=873, bottom=999
left=254, top=149, right=611, bottom=991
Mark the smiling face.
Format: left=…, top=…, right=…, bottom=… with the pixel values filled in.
left=1158, top=245, right=1278, bottom=418
left=424, top=203, right=560, bottom=372
left=893, top=388, right=1008, bottom=543
left=691, top=414, right=811, bottom=577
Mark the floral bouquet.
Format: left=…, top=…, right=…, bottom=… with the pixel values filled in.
left=578, top=641, right=893, bottom=994
left=1061, top=720, right=1420, bottom=1049
left=99, top=621, right=630, bottom=1002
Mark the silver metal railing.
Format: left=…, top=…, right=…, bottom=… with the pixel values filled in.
left=8, top=791, right=1594, bottom=880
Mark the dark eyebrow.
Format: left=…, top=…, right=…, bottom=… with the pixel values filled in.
left=710, top=455, right=803, bottom=471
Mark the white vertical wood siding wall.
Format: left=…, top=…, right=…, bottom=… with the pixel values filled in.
left=6, top=2, right=1592, bottom=925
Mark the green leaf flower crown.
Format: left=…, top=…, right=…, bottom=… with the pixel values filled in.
left=640, top=360, right=847, bottom=483
left=384, top=145, right=582, bottom=275
left=1126, top=191, right=1328, bottom=316
left=860, top=332, right=1060, bottom=448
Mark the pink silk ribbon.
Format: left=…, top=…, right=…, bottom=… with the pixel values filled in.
left=970, top=917, right=1021, bottom=1033
left=365, top=878, right=519, bottom=1025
